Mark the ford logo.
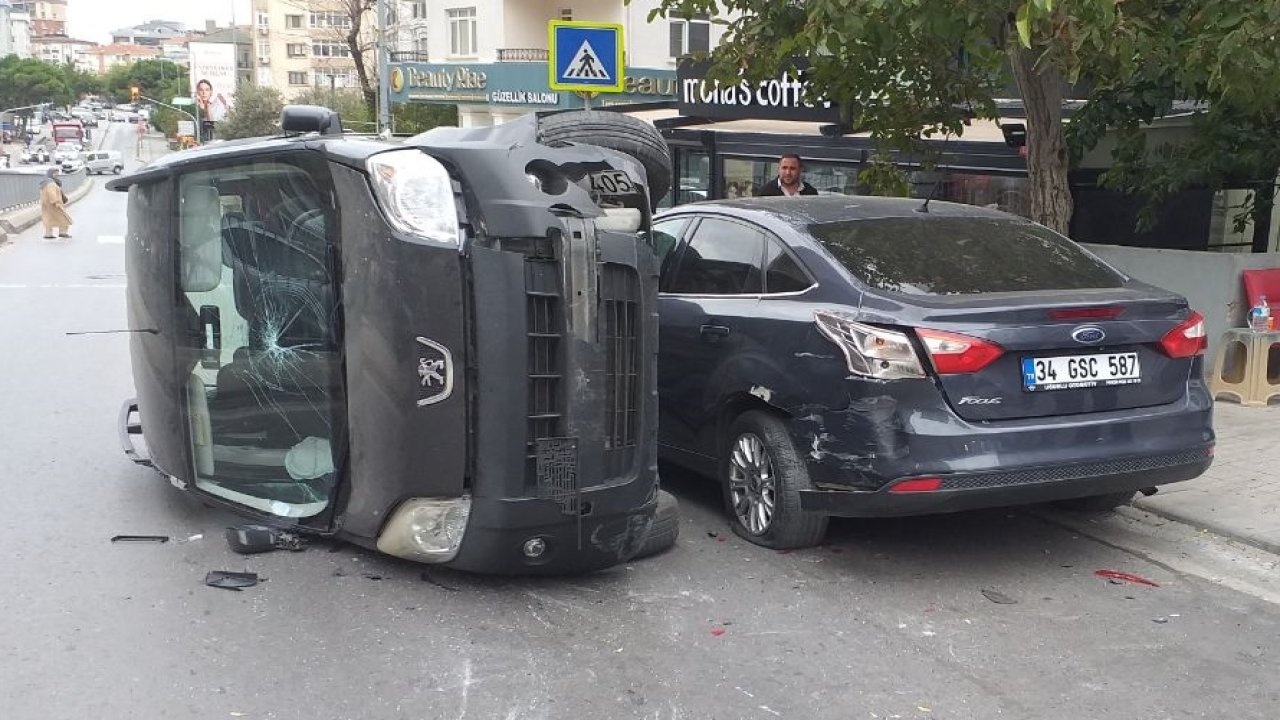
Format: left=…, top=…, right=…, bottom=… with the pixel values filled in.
left=1072, top=326, right=1106, bottom=344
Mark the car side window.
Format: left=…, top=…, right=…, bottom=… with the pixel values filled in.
left=763, top=236, right=813, bottom=294
left=650, top=217, right=689, bottom=269
left=666, top=217, right=763, bottom=295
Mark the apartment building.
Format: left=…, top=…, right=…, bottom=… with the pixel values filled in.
left=389, top=0, right=728, bottom=126
left=11, top=0, right=63, bottom=37
left=85, top=42, right=161, bottom=73
left=110, top=20, right=187, bottom=47
left=252, top=0, right=378, bottom=101
left=8, top=4, right=31, bottom=57
left=29, top=33, right=95, bottom=71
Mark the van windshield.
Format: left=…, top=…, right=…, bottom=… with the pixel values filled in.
left=809, top=216, right=1126, bottom=295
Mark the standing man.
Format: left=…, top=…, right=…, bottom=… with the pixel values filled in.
left=40, top=168, right=72, bottom=239
left=757, top=154, right=819, bottom=197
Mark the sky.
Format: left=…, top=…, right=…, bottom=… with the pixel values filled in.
left=66, top=0, right=254, bottom=44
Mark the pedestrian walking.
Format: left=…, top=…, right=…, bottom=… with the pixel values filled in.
left=40, top=168, right=72, bottom=239
left=756, top=154, right=819, bottom=197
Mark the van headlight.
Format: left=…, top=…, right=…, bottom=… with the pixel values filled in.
left=376, top=496, right=472, bottom=563
left=366, top=149, right=461, bottom=247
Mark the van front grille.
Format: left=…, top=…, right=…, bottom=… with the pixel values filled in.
left=601, top=263, right=640, bottom=450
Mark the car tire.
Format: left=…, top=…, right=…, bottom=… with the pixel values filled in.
left=536, top=110, right=673, bottom=206
left=1053, top=491, right=1136, bottom=512
left=632, top=489, right=680, bottom=560
left=721, top=410, right=829, bottom=550
left=113, top=166, right=122, bottom=174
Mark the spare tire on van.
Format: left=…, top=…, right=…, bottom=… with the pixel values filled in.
left=537, top=110, right=673, bottom=207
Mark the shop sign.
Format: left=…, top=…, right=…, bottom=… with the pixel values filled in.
left=677, top=61, right=839, bottom=123
left=391, top=63, right=676, bottom=109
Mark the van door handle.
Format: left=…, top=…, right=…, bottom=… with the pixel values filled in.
left=699, top=324, right=731, bottom=341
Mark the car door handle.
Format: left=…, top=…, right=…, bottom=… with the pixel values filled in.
left=699, top=324, right=731, bottom=341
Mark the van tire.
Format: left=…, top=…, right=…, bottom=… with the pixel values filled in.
left=536, top=110, right=672, bottom=206
left=632, top=489, right=680, bottom=560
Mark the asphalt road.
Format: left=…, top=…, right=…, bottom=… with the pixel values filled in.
left=1, top=121, right=1278, bottom=720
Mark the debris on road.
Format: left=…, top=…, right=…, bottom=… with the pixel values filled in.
left=1094, top=569, right=1160, bottom=587
left=110, top=534, right=169, bottom=543
left=981, top=588, right=1018, bottom=604
left=204, top=571, right=262, bottom=591
left=225, top=525, right=307, bottom=555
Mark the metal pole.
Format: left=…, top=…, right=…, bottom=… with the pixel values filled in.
left=377, top=0, right=391, bottom=134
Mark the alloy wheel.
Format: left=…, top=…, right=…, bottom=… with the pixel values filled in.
left=728, top=432, right=777, bottom=535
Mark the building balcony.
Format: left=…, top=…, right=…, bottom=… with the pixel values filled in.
left=497, top=48, right=548, bottom=62
left=390, top=51, right=429, bottom=62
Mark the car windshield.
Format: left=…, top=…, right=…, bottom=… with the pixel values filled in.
left=809, top=216, right=1126, bottom=295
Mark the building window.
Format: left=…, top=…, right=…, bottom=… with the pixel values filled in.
left=285, top=14, right=303, bottom=29
left=311, top=41, right=350, bottom=58
left=255, top=12, right=269, bottom=28
left=257, top=40, right=270, bottom=59
left=669, top=13, right=710, bottom=58
left=288, top=71, right=308, bottom=85
left=286, top=43, right=306, bottom=57
left=412, top=1, right=427, bottom=20
left=447, top=7, right=477, bottom=56
left=310, top=11, right=352, bottom=29
left=414, top=34, right=429, bottom=56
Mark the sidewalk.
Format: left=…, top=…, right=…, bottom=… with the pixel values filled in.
left=1134, top=400, right=1280, bottom=554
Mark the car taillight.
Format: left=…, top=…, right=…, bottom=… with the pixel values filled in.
left=814, top=311, right=925, bottom=380
left=1159, top=311, right=1207, bottom=358
left=916, top=328, right=1005, bottom=374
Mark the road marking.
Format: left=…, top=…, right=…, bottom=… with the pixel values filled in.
left=98, top=235, right=125, bottom=244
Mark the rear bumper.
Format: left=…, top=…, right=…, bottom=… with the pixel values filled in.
left=799, top=452, right=1211, bottom=517
left=792, top=380, right=1214, bottom=515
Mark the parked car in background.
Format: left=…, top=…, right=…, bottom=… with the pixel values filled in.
left=85, top=150, right=124, bottom=175
left=52, top=141, right=82, bottom=164
left=652, top=196, right=1214, bottom=549
left=21, top=146, right=51, bottom=164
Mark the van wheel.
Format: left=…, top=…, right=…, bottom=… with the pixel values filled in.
left=721, top=411, right=828, bottom=549
left=632, top=490, right=680, bottom=560
left=536, top=110, right=672, bottom=206
left=1053, top=491, right=1135, bottom=512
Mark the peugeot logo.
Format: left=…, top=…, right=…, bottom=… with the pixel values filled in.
left=1072, top=326, right=1106, bottom=344
left=415, top=336, right=454, bottom=407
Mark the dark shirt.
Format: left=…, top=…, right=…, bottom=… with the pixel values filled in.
left=756, top=177, right=819, bottom=197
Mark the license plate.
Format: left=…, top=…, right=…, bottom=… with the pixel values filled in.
left=1021, top=352, right=1141, bottom=392
left=585, top=170, right=637, bottom=196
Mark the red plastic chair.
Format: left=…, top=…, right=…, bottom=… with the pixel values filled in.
left=1242, top=268, right=1280, bottom=315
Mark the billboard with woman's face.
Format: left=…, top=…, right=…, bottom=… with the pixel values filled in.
left=188, top=42, right=237, bottom=123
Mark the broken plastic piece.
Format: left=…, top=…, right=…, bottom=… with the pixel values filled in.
left=110, top=535, right=170, bottom=543
left=981, top=588, right=1018, bottom=605
left=710, top=627, right=726, bottom=637
left=225, top=525, right=309, bottom=554
left=204, top=571, right=261, bottom=591
left=1094, top=569, right=1160, bottom=587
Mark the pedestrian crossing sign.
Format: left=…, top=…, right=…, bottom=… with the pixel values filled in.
left=548, top=21, right=625, bottom=93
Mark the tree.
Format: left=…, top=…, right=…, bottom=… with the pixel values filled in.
left=290, top=87, right=374, bottom=129
left=219, top=83, right=284, bottom=140
left=104, top=58, right=189, bottom=106
left=644, top=1, right=1280, bottom=235
left=392, top=103, right=458, bottom=135
left=283, top=0, right=378, bottom=117
left=0, top=55, right=72, bottom=108
left=60, top=61, right=104, bottom=101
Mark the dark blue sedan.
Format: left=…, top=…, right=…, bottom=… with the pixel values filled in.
left=653, top=196, right=1213, bottom=549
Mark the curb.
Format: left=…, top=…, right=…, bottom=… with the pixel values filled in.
left=0, top=174, right=95, bottom=246
left=1129, top=498, right=1280, bottom=557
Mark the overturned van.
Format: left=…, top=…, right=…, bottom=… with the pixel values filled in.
left=109, top=106, right=675, bottom=574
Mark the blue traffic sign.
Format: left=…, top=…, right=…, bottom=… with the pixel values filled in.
left=548, top=21, right=625, bottom=93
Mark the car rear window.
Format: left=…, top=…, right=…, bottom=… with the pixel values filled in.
left=809, top=216, right=1125, bottom=295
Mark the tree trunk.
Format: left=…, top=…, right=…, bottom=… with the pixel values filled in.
left=1009, top=43, right=1073, bottom=235
left=345, top=1, right=377, bottom=118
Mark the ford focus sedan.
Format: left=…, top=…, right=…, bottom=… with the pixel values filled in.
left=653, top=196, right=1213, bottom=549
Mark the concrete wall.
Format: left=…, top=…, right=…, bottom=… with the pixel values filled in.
left=1085, top=244, right=1280, bottom=360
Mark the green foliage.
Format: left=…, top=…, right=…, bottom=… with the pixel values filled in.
left=289, top=88, right=375, bottom=130
left=641, top=0, right=1280, bottom=233
left=392, top=103, right=458, bottom=134
left=61, top=62, right=104, bottom=100
left=218, top=83, right=284, bottom=140
left=104, top=59, right=189, bottom=106
left=0, top=55, right=72, bottom=108
left=859, top=154, right=911, bottom=198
